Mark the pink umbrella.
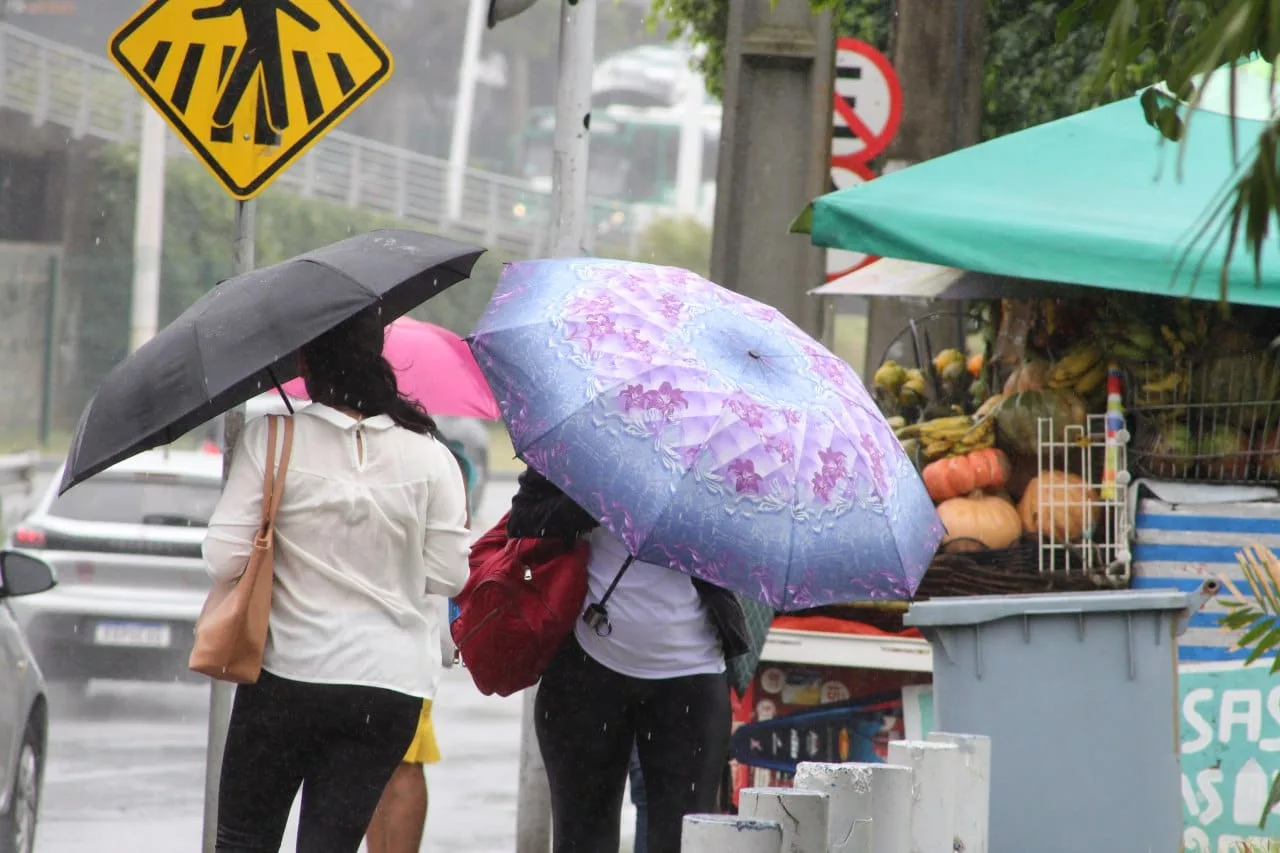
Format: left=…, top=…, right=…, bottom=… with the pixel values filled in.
left=283, top=317, right=500, bottom=420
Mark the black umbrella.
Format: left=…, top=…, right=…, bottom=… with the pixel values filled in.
left=60, top=229, right=484, bottom=494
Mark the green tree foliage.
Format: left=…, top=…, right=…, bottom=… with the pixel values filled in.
left=623, top=215, right=713, bottom=277
left=647, top=0, right=1202, bottom=140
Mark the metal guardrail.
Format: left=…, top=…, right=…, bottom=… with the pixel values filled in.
left=0, top=23, right=647, bottom=257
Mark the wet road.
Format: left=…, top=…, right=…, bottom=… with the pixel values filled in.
left=33, top=476, right=637, bottom=853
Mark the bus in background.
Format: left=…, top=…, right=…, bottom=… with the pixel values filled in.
left=510, top=101, right=722, bottom=245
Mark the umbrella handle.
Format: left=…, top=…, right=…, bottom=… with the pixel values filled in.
left=266, top=367, right=295, bottom=415
left=581, top=554, right=636, bottom=637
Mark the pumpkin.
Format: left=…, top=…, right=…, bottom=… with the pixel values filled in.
left=922, top=449, right=1012, bottom=502
left=937, top=491, right=1023, bottom=552
left=1017, top=471, right=1100, bottom=543
left=1002, top=360, right=1049, bottom=395
left=994, top=390, right=1087, bottom=456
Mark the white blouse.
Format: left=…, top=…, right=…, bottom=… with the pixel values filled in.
left=203, top=403, right=470, bottom=699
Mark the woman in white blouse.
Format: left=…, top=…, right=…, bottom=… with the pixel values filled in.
left=203, top=308, right=470, bottom=853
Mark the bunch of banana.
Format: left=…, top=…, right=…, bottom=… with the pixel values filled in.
left=1094, top=320, right=1167, bottom=363
left=1134, top=365, right=1191, bottom=408
left=949, top=416, right=996, bottom=456
left=1047, top=345, right=1109, bottom=396
left=1169, top=299, right=1213, bottom=353
left=895, top=415, right=988, bottom=461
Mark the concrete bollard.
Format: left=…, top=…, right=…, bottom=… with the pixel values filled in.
left=928, top=732, right=991, bottom=853
left=844, top=762, right=913, bottom=853
left=739, top=787, right=830, bottom=853
left=888, top=739, right=960, bottom=853
left=793, top=762, right=873, bottom=853
left=681, top=814, right=784, bottom=853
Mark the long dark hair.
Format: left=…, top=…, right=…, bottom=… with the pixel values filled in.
left=301, top=308, right=438, bottom=435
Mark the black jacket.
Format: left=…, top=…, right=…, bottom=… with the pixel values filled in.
left=506, top=469, right=751, bottom=662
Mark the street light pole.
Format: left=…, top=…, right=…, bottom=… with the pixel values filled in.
left=446, top=0, right=488, bottom=221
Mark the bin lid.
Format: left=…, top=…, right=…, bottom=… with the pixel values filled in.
left=903, top=589, right=1192, bottom=628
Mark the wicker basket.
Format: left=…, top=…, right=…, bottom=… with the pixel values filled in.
left=810, top=537, right=1129, bottom=633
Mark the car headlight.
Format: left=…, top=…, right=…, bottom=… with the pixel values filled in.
left=513, top=203, right=527, bottom=218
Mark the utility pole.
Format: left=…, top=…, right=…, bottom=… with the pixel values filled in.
left=521, top=4, right=595, bottom=844
left=711, top=0, right=834, bottom=339
left=484, top=0, right=597, bottom=848
left=201, top=200, right=255, bottom=853
left=862, top=0, right=988, bottom=368
left=447, top=0, right=488, bottom=221
left=129, top=101, right=166, bottom=354
left=546, top=0, right=594, bottom=258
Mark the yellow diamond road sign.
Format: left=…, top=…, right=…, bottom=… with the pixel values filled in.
left=109, top=0, right=393, bottom=200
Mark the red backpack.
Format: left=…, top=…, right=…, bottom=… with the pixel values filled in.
left=451, top=511, right=590, bottom=697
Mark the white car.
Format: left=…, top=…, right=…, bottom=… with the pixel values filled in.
left=7, top=450, right=224, bottom=689
left=0, top=551, right=55, bottom=853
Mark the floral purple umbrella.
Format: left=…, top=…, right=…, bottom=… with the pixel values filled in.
left=467, top=259, right=943, bottom=610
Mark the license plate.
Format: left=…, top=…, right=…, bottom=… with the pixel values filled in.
left=92, top=621, right=172, bottom=648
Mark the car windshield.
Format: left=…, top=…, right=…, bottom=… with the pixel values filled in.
left=49, top=473, right=223, bottom=527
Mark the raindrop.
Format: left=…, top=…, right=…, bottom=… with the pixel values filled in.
left=94, top=237, right=101, bottom=246
left=685, top=704, right=690, bottom=714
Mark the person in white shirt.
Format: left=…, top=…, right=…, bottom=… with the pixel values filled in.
left=204, top=308, right=470, bottom=853
left=508, top=469, right=750, bottom=853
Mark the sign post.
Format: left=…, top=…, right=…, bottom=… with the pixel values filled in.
left=826, top=38, right=902, bottom=281
left=105, top=2, right=394, bottom=848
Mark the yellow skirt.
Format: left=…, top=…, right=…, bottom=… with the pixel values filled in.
left=402, top=699, right=441, bottom=765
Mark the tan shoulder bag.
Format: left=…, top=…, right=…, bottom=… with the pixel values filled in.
left=190, top=415, right=294, bottom=684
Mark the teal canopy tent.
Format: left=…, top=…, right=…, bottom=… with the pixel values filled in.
left=809, top=60, right=1280, bottom=307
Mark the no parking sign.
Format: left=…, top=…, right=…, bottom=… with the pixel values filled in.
left=827, top=38, right=902, bottom=280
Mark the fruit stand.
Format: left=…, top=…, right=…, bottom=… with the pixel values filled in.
left=735, top=275, right=1280, bottom=849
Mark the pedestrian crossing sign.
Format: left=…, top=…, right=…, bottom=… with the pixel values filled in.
left=109, top=0, right=393, bottom=200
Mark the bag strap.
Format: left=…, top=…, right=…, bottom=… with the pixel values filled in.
left=263, top=416, right=295, bottom=526
left=258, top=416, right=279, bottom=530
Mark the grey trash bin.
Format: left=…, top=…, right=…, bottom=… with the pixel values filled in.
left=904, top=588, right=1209, bottom=853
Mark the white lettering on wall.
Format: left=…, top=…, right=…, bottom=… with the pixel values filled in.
left=1195, top=769, right=1224, bottom=826
left=1183, top=688, right=1215, bottom=754
left=1219, top=690, right=1262, bottom=745
left=1263, top=687, right=1280, bottom=751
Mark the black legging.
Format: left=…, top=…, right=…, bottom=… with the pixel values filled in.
left=535, top=636, right=731, bottom=853
left=215, top=670, right=421, bottom=853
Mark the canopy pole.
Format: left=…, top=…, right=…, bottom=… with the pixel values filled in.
left=202, top=199, right=256, bottom=853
